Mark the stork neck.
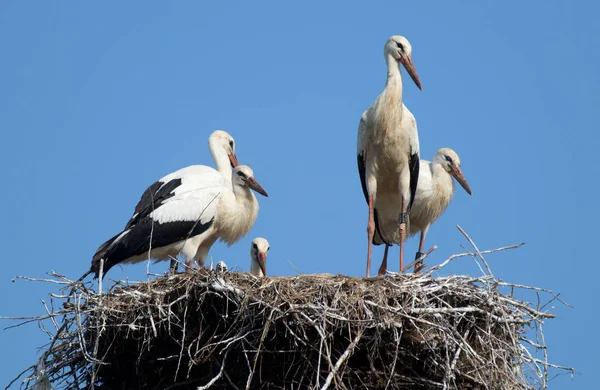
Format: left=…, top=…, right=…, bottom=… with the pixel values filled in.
left=232, top=184, right=257, bottom=208
left=432, top=162, right=455, bottom=196
left=209, top=141, right=232, bottom=188
left=250, top=257, right=264, bottom=277
left=385, top=54, right=403, bottom=90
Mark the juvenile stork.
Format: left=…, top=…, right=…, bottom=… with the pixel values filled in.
left=91, top=165, right=268, bottom=278
left=122, top=130, right=240, bottom=272
left=411, top=148, right=472, bottom=271
left=376, top=148, right=472, bottom=272
left=357, top=35, right=422, bottom=277
left=250, top=237, right=270, bottom=277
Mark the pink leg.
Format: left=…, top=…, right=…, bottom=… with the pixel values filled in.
left=366, top=196, right=375, bottom=277
left=185, top=258, right=194, bottom=274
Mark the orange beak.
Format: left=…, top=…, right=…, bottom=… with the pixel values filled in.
left=400, top=54, right=422, bottom=91
left=258, top=252, right=267, bottom=276
left=228, top=153, right=239, bottom=168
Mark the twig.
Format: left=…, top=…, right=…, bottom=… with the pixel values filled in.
left=320, top=331, right=362, bottom=390
left=403, top=245, right=438, bottom=273
left=456, top=225, right=494, bottom=277
left=196, top=349, right=230, bottom=390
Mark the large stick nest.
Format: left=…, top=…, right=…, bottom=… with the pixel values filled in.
left=6, top=244, right=572, bottom=390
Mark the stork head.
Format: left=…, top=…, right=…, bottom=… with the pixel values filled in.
left=233, top=166, right=269, bottom=197
left=209, top=130, right=239, bottom=168
left=250, top=237, right=270, bottom=277
left=215, top=261, right=228, bottom=274
left=434, top=148, right=472, bottom=195
left=384, top=35, right=422, bottom=90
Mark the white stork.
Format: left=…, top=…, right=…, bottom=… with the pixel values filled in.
left=120, top=130, right=239, bottom=272
left=357, top=35, right=422, bottom=277
left=250, top=237, right=270, bottom=277
left=398, top=148, right=472, bottom=272
left=91, top=165, right=268, bottom=278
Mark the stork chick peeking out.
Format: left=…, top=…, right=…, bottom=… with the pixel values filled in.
left=357, top=35, right=422, bottom=277
left=250, top=237, right=270, bottom=277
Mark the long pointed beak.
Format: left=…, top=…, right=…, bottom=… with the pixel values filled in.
left=247, top=177, right=269, bottom=197
left=258, top=252, right=267, bottom=276
left=450, top=166, right=472, bottom=195
left=400, top=54, right=422, bottom=91
left=228, top=153, right=239, bottom=168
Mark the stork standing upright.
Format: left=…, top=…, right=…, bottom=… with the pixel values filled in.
left=91, top=165, right=268, bottom=278
left=250, top=237, right=270, bottom=277
left=357, top=35, right=423, bottom=277
left=121, top=130, right=240, bottom=272
left=404, top=148, right=472, bottom=272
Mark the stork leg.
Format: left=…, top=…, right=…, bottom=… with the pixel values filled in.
left=169, top=258, right=178, bottom=274
left=398, top=197, right=408, bottom=273
left=185, top=257, right=194, bottom=274
left=378, top=245, right=389, bottom=276
left=366, top=196, right=375, bottom=277
left=414, top=230, right=426, bottom=274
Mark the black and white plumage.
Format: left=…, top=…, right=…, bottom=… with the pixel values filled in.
left=91, top=164, right=268, bottom=278
left=357, top=35, right=422, bottom=277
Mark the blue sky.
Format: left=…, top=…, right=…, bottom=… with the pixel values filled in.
left=0, top=1, right=596, bottom=388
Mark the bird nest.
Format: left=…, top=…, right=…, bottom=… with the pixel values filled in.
left=6, top=242, right=573, bottom=390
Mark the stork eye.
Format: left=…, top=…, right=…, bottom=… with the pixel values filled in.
left=229, top=140, right=234, bottom=148
left=237, top=171, right=247, bottom=178
left=396, top=42, right=404, bottom=51
left=444, top=155, right=453, bottom=163
left=267, top=246, right=270, bottom=251
left=253, top=243, right=258, bottom=250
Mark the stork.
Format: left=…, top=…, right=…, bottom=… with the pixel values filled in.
left=250, top=237, right=270, bottom=277
left=357, top=35, right=422, bottom=277
left=91, top=165, right=268, bottom=278
left=409, top=148, right=472, bottom=272
left=215, top=261, right=228, bottom=275
left=122, top=130, right=240, bottom=272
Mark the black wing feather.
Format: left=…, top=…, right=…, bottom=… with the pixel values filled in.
left=124, top=178, right=182, bottom=229
left=357, top=153, right=369, bottom=205
left=92, top=215, right=215, bottom=278
left=408, top=150, right=420, bottom=212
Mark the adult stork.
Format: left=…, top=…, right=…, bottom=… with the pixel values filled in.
left=122, top=130, right=239, bottom=272
left=250, top=237, right=270, bottom=277
left=357, top=35, right=422, bottom=277
left=91, top=165, right=268, bottom=278
left=403, top=148, right=471, bottom=272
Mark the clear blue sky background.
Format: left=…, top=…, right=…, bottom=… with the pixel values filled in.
left=0, top=1, right=596, bottom=388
